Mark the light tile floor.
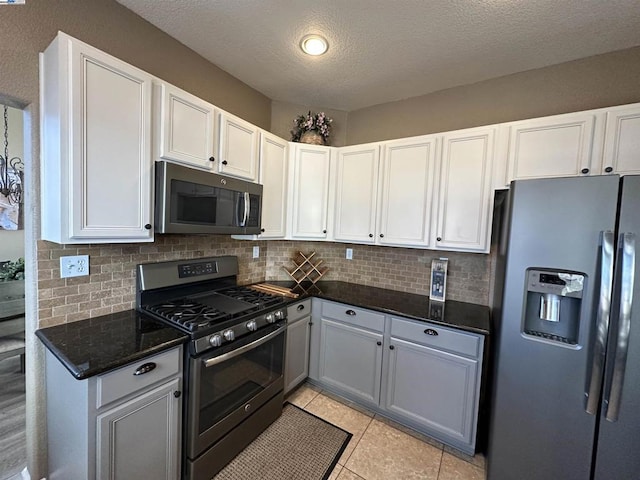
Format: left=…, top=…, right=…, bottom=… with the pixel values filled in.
left=286, top=383, right=486, bottom=480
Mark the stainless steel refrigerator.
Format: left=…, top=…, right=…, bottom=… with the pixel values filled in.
left=487, top=174, right=639, bottom=480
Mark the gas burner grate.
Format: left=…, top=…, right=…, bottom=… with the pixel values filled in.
left=217, top=286, right=285, bottom=309
left=145, top=300, right=227, bottom=331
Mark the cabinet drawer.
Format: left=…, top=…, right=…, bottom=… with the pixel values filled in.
left=322, top=301, right=385, bottom=332
left=96, top=347, right=181, bottom=409
left=287, top=299, right=312, bottom=324
left=390, top=317, right=481, bottom=358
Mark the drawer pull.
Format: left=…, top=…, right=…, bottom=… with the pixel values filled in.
left=424, top=328, right=439, bottom=336
left=389, top=345, right=395, bottom=350
left=297, top=304, right=305, bottom=311
left=173, top=391, right=181, bottom=398
left=133, top=362, right=157, bottom=376
left=345, top=309, right=356, bottom=316
left=376, top=341, right=382, bottom=346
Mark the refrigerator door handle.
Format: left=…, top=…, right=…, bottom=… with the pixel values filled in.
left=604, top=233, right=636, bottom=422
left=586, top=230, right=615, bottom=415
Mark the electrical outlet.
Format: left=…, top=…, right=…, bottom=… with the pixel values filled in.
left=252, top=246, right=260, bottom=259
left=60, top=255, right=89, bottom=278
left=346, top=248, right=353, bottom=260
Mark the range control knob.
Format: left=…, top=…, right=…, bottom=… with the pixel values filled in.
left=209, top=334, right=222, bottom=347
left=223, top=329, right=235, bottom=341
left=265, top=313, right=276, bottom=324
left=246, top=320, right=258, bottom=332
left=274, top=310, right=285, bottom=320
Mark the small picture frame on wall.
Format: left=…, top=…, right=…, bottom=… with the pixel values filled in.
left=429, top=258, right=448, bottom=302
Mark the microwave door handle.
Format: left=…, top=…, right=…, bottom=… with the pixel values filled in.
left=242, top=192, right=250, bottom=227
left=604, top=233, right=636, bottom=422
left=235, top=192, right=244, bottom=227
left=586, top=230, right=615, bottom=415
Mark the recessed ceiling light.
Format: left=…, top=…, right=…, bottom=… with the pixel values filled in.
left=300, top=34, right=328, bottom=56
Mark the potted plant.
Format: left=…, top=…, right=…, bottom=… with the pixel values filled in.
left=0, top=257, right=25, bottom=318
left=290, top=111, right=333, bottom=145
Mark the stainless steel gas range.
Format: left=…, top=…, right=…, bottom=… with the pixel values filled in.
left=136, top=256, right=288, bottom=480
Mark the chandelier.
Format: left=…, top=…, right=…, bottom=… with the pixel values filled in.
left=0, top=105, right=23, bottom=205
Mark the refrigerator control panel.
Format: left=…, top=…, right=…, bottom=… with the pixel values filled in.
left=526, top=269, right=584, bottom=298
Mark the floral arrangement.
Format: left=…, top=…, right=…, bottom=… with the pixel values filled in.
left=290, top=111, right=333, bottom=144
left=0, top=257, right=24, bottom=281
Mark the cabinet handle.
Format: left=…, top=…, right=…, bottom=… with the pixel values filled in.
left=222, top=160, right=228, bottom=165
left=133, top=362, right=156, bottom=376
left=436, top=236, right=442, bottom=242
left=309, top=321, right=313, bottom=326
left=209, top=156, right=215, bottom=162
left=379, top=234, right=384, bottom=238
left=297, top=304, right=305, bottom=311
left=581, top=168, right=590, bottom=174
left=144, top=224, right=152, bottom=230
left=376, top=341, right=382, bottom=346
left=389, top=345, right=395, bottom=350
left=369, top=233, right=373, bottom=238
left=261, top=228, right=265, bottom=233
left=345, top=309, right=356, bottom=316
left=173, top=391, right=181, bottom=398
left=424, top=328, right=439, bottom=336
left=605, top=166, right=613, bottom=173
left=323, top=229, right=327, bottom=234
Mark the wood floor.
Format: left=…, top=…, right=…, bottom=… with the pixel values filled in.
left=0, top=356, right=26, bottom=480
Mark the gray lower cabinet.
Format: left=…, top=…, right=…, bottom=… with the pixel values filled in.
left=384, top=337, right=479, bottom=448
left=308, top=299, right=484, bottom=455
left=285, top=300, right=312, bottom=393
left=45, top=346, right=183, bottom=480
left=318, top=318, right=384, bottom=406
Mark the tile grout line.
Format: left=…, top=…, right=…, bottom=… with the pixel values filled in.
left=338, top=414, right=374, bottom=471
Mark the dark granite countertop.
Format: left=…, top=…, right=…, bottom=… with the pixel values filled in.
left=269, top=280, right=490, bottom=335
left=35, top=310, right=188, bottom=380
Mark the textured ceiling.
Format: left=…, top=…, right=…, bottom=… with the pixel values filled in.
left=116, top=0, right=640, bottom=111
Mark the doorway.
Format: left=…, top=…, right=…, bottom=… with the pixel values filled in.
left=0, top=103, right=26, bottom=480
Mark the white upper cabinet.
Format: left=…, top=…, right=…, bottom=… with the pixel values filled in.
left=498, top=111, right=601, bottom=187
left=289, top=144, right=333, bottom=240
left=258, top=131, right=289, bottom=238
left=217, top=111, right=260, bottom=181
left=435, top=127, right=495, bottom=252
left=602, top=103, right=640, bottom=176
left=41, top=32, right=154, bottom=243
left=378, top=136, right=437, bottom=247
left=333, top=144, right=380, bottom=243
left=155, top=82, right=216, bottom=170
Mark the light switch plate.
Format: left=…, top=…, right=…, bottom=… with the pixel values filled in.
left=60, top=255, right=89, bottom=278
left=252, top=246, right=260, bottom=259
left=346, top=248, right=353, bottom=260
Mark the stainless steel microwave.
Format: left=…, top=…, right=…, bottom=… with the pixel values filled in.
left=155, top=161, right=262, bottom=235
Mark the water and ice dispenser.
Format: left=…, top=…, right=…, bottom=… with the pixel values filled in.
left=523, top=269, right=585, bottom=345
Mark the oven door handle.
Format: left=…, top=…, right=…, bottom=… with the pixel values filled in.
left=203, top=324, right=286, bottom=368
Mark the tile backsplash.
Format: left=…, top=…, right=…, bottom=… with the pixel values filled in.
left=266, top=241, right=491, bottom=305
left=37, top=237, right=492, bottom=328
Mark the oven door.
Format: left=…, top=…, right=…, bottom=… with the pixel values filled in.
left=186, top=322, right=286, bottom=459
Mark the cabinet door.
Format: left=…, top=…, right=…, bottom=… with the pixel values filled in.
left=259, top=132, right=289, bottom=238
left=69, top=38, right=154, bottom=241
left=319, top=318, right=383, bottom=406
left=333, top=144, right=380, bottom=243
left=157, top=82, right=216, bottom=169
left=385, top=337, right=479, bottom=450
left=504, top=112, right=597, bottom=183
left=217, top=112, right=259, bottom=181
left=290, top=144, right=332, bottom=239
left=435, top=127, right=495, bottom=252
left=285, top=316, right=311, bottom=394
left=602, top=103, right=640, bottom=176
left=378, top=136, right=437, bottom=247
left=96, top=378, right=181, bottom=480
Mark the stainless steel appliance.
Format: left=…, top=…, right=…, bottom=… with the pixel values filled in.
left=155, top=160, right=263, bottom=235
left=487, top=175, right=639, bottom=480
left=136, top=256, right=287, bottom=480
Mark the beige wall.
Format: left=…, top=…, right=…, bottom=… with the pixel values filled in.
left=271, top=100, right=348, bottom=147
left=346, top=46, right=640, bottom=144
